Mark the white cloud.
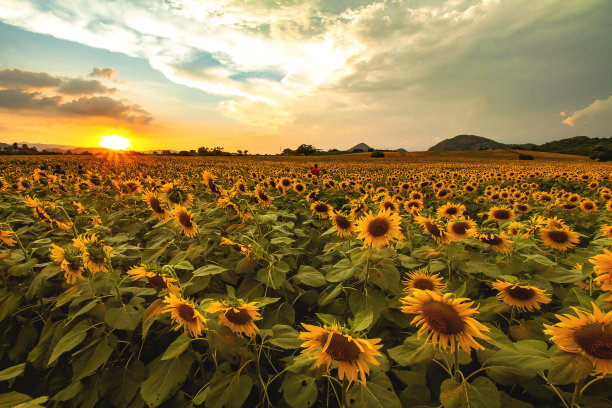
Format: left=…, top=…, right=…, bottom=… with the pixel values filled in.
left=562, top=94, right=612, bottom=127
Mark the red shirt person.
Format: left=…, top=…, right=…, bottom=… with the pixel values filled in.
left=310, top=164, right=320, bottom=176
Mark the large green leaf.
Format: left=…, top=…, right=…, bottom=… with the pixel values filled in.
left=346, top=382, right=402, bottom=408
left=281, top=373, right=318, bottom=408
left=440, top=377, right=501, bottom=408
left=140, top=352, right=195, bottom=408
left=204, top=363, right=253, bottom=408
left=0, top=363, right=25, bottom=381
left=48, top=320, right=90, bottom=366
left=72, top=335, right=117, bottom=381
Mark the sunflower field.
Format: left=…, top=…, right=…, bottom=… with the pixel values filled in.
left=2, top=155, right=612, bottom=408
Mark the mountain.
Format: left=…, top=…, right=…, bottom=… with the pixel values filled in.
left=348, top=142, right=372, bottom=152
left=531, top=136, right=612, bottom=156
left=428, top=135, right=506, bottom=151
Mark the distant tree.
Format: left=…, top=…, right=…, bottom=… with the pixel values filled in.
left=353, top=148, right=363, bottom=153
left=243, top=150, right=248, bottom=155
left=327, top=148, right=339, bottom=153
left=367, top=148, right=374, bottom=152
left=81, top=151, right=92, bottom=155
left=590, top=145, right=612, bottom=162
left=282, top=148, right=294, bottom=155
left=197, top=147, right=209, bottom=155
left=178, top=150, right=190, bottom=156
left=237, top=149, right=242, bottom=156
left=518, top=154, right=534, bottom=160
left=371, top=150, right=385, bottom=158
left=13, top=142, right=18, bottom=149
left=296, top=144, right=316, bottom=155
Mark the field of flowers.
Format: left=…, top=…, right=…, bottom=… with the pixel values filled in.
left=1, top=154, right=612, bottom=408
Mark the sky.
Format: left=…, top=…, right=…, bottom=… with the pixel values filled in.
left=0, top=0, right=610, bottom=154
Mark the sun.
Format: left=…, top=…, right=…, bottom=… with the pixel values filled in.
left=99, top=135, right=131, bottom=150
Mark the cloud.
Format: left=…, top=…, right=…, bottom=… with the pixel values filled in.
left=0, top=67, right=152, bottom=124
left=562, top=94, right=612, bottom=127
left=58, top=78, right=115, bottom=95
left=89, top=67, right=117, bottom=78
left=0, top=68, right=62, bottom=89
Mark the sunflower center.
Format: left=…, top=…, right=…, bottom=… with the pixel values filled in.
left=87, top=245, right=107, bottom=264
left=282, top=179, right=291, bottom=187
left=320, top=332, right=361, bottom=362
left=383, top=202, right=395, bottom=211
left=412, top=278, right=435, bottom=291
left=481, top=235, right=502, bottom=246
left=584, top=203, right=594, bottom=210
left=177, top=304, right=196, bottom=322
left=224, top=308, right=253, bottom=325
left=335, top=215, right=351, bottom=229
left=315, top=203, right=329, bottom=213
left=149, top=197, right=164, bottom=214
left=296, top=184, right=304, bottom=192
left=178, top=211, right=193, bottom=228
left=259, top=191, right=269, bottom=201
left=493, top=209, right=511, bottom=220
left=445, top=207, right=458, bottom=216
left=146, top=274, right=168, bottom=289
left=424, top=221, right=441, bottom=237
left=547, top=230, right=569, bottom=243
left=573, top=323, right=612, bottom=360
left=421, top=300, right=465, bottom=335
left=451, top=222, right=468, bottom=235
left=505, top=286, right=535, bottom=301
left=516, top=205, right=527, bottom=212
left=367, top=218, right=390, bottom=237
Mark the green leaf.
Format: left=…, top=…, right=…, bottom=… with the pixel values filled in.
left=346, top=382, right=402, bottom=408
left=281, top=373, right=318, bottom=408
left=326, top=259, right=355, bottom=282
left=192, top=264, right=228, bottom=277
left=0, top=292, right=23, bottom=322
left=0, top=392, right=48, bottom=407
left=464, top=260, right=501, bottom=278
left=548, top=349, right=594, bottom=385
left=295, top=265, right=327, bottom=287
left=522, top=254, right=557, bottom=267
left=104, top=297, right=144, bottom=331
left=440, top=377, right=501, bottom=408
left=72, top=335, right=117, bottom=381
left=161, top=334, right=192, bottom=360
left=268, top=324, right=302, bottom=349
left=48, top=320, right=90, bottom=366
left=140, top=352, right=195, bottom=408
left=205, top=363, right=253, bottom=408
left=543, top=267, right=584, bottom=283
left=387, top=336, right=434, bottom=366
left=173, top=260, right=194, bottom=271
left=0, top=363, right=25, bottom=381
left=351, top=308, right=373, bottom=332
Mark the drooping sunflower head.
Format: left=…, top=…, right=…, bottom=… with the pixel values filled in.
left=162, top=294, right=207, bottom=338
left=402, top=269, right=445, bottom=294
left=539, top=228, right=580, bottom=251
left=544, top=303, right=612, bottom=376
left=160, top=183, right=194, bottom=206
left=143, top=190, right=169, bottom=220
left=400, top=290, right=490, bottom=353
left=73, top=234, right=112, bottom=274
left=127, top=264, right=181, bottom=295
left=331, top=211, right=355, bottom=238
left=220, top=237, right=252, bottom=256
left=355, top=209, right=404, bottom=249
left=255, top=186, right=273, bottom=207
left=491, top=280, right=552, bottom=311
left=0, top=230, right=17, bottom=247
left=416, top=215, right=448, bottom=244
left=173, top=205, right=198, bottom=238
left=206, top=300, right=261, bottom=337
left=298, top=323, right=383, bottom=384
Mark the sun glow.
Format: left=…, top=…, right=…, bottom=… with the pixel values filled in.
left=99, top=135, right=131, bottom=150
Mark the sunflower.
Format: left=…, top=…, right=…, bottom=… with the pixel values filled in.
left=72, top=234, right=112, bottom=274
left=298, top=324, right=382, bottom=384
left=173, top=205, right=198, bottom=238
left=49, top=243, right=84, bottom=284
left=580, top=200, right=597, bottom=212
left=293, top=182, right=306, bottom=194
left=0, top=230, right=16, bottom=246
left=355, top=210, right=404, bottom=249
left=601, top=224, right=612, bottom=238
left=206, top=300, right=262, bottom=337
left=162, top=294, right=207, bottom=338
left=331, top=212, right=355, bottom=238
left=477, top=232, right=512, bottom=253
left=488, top=206, right=515, bottom=222
left=203, top=171, right=223, bottom=196
left=446, top=218, right=477, bottom=241
left=310, top=201, right=332, bottom=218
left=539, top=228, right=579, bottom=251
left=491, top=281, right=551, bottom=311
left=127, top=264, right=181, bottom=296
left=437, top=202, right=466, bottom=219
left=403, top=199, right=423, bottom=214
left=400, top=290, right=490, bottom=353
left=416, top=215, right=448, bottom=244
left=590, top=249, right=612, bottom=297
left=255, top=186, right=273, bottom=207
left=23, top=196, right=50, bottom=222
left=544, top=303, right=612, bottom=376
left=349, top=196, right=368, bottom=219
left=402, top=269, right=445, bottom=293
left=160, top=183, right=194, bottom=207
left=513, top=203, right=531, bottom=214
left=143, top=191, right=170, bottom=220
left=379, top=198, right=399, bottom=213
left=234, top=180, right=248, bottom=194
left=220, top=237, right=252, bottom=256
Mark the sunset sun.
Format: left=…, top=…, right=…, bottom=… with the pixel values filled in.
left=99, top=135, right=131, bottom=150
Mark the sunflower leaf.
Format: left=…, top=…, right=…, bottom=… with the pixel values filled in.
left=0, top=363, right=26, bottom=381
left=161, top=334, right=191, bottom=360
left=548, top=349, right=594, bottom=385
left=47, top=320, right=90, bottom=366
left=140, top=352, right=194, bottom=408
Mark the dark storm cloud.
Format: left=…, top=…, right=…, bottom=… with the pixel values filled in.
left=89, top=67, right=117, bottom=78
left=0, top=89, right=61, bottom=109
left=0, top=68, right=62, bottom=89
left=58, top=78, right=116, bottom=95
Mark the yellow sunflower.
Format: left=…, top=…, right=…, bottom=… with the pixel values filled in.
left=590, top=249, right=612, bottom=298
left=539, top=228, right=579, bottom=251
left=162, top=294, right=207, bottom=338
left=160, top=182, right=194, bottom=207
left=544, top=303, right=612, bottom=376
left=355, top=209, right=404, bottom=249
left=0, top=230, right=16, bottom=246
left=173, top=205, right=198, bottom=238
left=143, top=190, right=170, bottom=220
left=127, top=265, right=181, bottom=296
left=72, top=234, right=112, bottom=274
left=49, top=243, right=84, bottom=284
left=446, top=218, right=477, bottom=241
left=600, top=224, right=612, bottom=238
left=488, top=206, right=515, bottom=222
left=416, top=215, right=448, bottom=244
left=331, top=212, right=355, bottom=238
left=310, top=201, right=332, bottom=218
left=206, top=300, right=262, bottom=337
left=477, top=232, right=512, bottom=253
left=402, top=269, right=445, bottom=294
left=491, top=281, right=551, bottom=311
left=220, top=237, right=252, bottom=256
left=400, top=290, right=490, bottom=353
left=437, top=202, right=466, bottom=219
left=255, top=186, right=273, bottom=207
left=298, top=324, right=383, bottom=384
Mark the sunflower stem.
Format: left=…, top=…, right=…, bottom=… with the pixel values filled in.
left=341, top=379, right=348, bottom=408
left=115, top=284, right=124, bottom=306
left=453, top=339, right=460, bottom=382
left=509, top=307, right=516, bottom=328
left=571, top=378, right=585, bottom=407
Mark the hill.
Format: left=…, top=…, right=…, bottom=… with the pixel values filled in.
left=531, top=136, right=612, bottom=158
left=428, top=135, right=506, bottom=151
left=348, top=142, right=372, bottom=152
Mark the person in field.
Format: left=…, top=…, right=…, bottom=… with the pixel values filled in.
left=310, top=164, right=320, bottom=176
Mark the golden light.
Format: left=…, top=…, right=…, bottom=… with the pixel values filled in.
left=99, top=135, right=131, bottom=150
